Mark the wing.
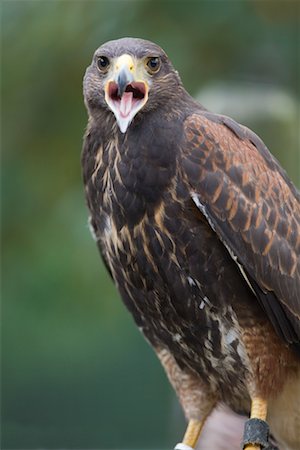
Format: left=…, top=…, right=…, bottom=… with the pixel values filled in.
left=181, top=112, right=300, bottom=348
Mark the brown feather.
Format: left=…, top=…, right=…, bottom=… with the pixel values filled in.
left=182, top=113, right=300, bottom=345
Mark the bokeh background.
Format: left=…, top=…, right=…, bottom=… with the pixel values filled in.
left=2, top=1, right=300, bottom=449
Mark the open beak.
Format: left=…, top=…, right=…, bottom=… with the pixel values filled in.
left=104, top=54, right=149, bottom=133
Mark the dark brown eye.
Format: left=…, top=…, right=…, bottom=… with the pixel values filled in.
left=97, top=56, right=110, bottom=72
left=146, top=57, right=160, bottom=73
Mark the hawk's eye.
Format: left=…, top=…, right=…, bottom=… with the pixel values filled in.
left=97, top=56, right=110, bottom=72
left=146, top=57, right=161, bottom=74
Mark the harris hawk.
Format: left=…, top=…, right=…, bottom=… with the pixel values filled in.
left=82, top=38, right=300, bottom=450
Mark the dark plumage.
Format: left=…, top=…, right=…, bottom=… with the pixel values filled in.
left=82, top=38, right=300, bottom=450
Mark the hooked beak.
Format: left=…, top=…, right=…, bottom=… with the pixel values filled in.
left=105, top=54, right=149, bottom=133
left=117, top=67, right=133, bottom=97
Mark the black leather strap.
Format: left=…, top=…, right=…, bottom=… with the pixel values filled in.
left=243, top=418, right=270, bottom=449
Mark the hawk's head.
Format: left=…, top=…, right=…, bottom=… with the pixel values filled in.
left=83, top=37, right=182, bottom=133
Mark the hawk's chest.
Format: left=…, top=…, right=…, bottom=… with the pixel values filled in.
left=93, top=133, right=177, bottom=231
left=99, top=197, right=251, bottom=408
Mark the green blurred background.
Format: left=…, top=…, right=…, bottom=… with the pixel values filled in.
left=1, top=1, right=299, bottom=449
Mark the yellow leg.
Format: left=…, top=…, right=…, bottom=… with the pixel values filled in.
left=244, top=396, right=268, bottom=450
left=174, top=418, right=204, bottom=449
left=183, top=419, right=204, bottom=447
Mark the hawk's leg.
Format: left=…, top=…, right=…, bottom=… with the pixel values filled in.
left=156, top=348, right=217, bottom=450
left=174, top=419, right=204, bottom=450
left=243, top=396, right=270, bottom=450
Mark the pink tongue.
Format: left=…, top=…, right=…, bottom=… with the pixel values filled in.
left=119, top=92, right=133, bottom=117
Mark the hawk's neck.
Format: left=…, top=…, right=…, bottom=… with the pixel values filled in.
left=84, top=108, right=186, bottom=229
